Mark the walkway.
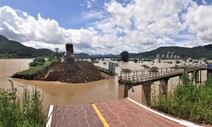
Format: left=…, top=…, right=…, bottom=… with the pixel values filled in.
left=46, top=98, right=201, bottom=127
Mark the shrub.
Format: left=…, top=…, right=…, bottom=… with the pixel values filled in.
left=91, top=58, right=99, bottom=63
left=152, top=73, right=212, bottom=124
left=149, top=67, right=158, bottom=72
left=172, top=65, right=180, bottom=69
left=133, top=59, right=138, bottom=63
left=29, top=57, right=46, bottom=67
left=176, top=60, right=180, bottom=64
left=0, top=81, right=46, bottom=127
left=141, top=64, right=150, bottom=69
left=167, top=61, right=173, bottom=64
left=121, top=68, right=132, bottom=73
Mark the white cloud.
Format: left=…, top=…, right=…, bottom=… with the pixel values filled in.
left=0, top=0, right=211, bottom=55
left=92, top=0, right=192, bottom=52
left=81, top=10, right=106, bottom=20
left=184, top=5, right=212, bottom=43
left=0, top=6, right=97, bottom=54
left=86, top=0, right=96, bottom=9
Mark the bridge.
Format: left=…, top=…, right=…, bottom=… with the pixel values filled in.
left=46, top=64, right=210, bottom=127
left=118, top=64, right=212, bottom=105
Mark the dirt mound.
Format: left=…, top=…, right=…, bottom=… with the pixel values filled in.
left=34, top=61, right=105, bottom=83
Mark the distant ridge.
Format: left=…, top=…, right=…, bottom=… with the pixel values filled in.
left=138, top=44, right=212, bottom=59
left=1, top=34, right=211, bottom=59
left=0, top=35, right=53, bottom=58
left=75, top=53, right=119, bottom=58
left=204, top=44, right=212, bottom=51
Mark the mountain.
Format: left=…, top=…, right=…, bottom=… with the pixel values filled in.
left=1, top=34, right=211, bottom=59
left=74, top=53, right=119, bottom=58
left=75, top=53, right=90, bottom=58
left=0, top=35, right=53, bottom=58
left=90, top=54, right=118, bottom=58
left=204, top=44, right=212, bottom=51
left=138, top=44, right=212, bottom=59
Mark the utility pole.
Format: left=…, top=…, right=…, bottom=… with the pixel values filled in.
left=55, top=48, right=59, bottom=59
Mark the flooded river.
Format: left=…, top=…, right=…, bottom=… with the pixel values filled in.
left=0, top=59, right=207, bottom=109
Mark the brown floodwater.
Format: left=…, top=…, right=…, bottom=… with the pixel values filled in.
left=0, top=59, right=207, bottom=110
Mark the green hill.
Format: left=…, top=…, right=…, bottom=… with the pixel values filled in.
left=0, top=35, right=53, bottom=58
left=137, top=44, right=212, bottom=59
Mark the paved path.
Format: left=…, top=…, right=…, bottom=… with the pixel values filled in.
left=51, top=105, right=103, bottom=127
left=47, top=98, right=201, bottom=127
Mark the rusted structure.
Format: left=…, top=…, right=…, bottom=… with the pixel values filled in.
left=65, top=43, right=74, bottom=63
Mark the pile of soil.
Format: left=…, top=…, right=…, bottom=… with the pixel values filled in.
left=34, top=61, right=106, bottom=83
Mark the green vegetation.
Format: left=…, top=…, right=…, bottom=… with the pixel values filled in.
left=167, top=61, right=173, bottom=64
left=176, top=60, right=180, bottom=64
left=121, top=68, right=132, bottom=73
left=29, top=57, right=46, bottom=67
left=141, top=64, right=150, bottom=69
left=0, top=35, right=53, bottom=58
left=152, top=73, right=212, bottom=124
left=149, top=67, right=158, bottom=72
left=13, top=58, right=59, bottom=79
left=96, top=65, right=115, bottom=76
left=120, top=51, right=129, bottom=62
left=91, top=58, right=99, bottom=63
left=0, top=81, right=46, bottom=127
left=133, top=58, right=138, bottom=63
left=171, top=65, right=180, bottom=69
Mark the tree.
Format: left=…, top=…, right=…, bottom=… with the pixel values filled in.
left=120, top=51, right=129, bottom=62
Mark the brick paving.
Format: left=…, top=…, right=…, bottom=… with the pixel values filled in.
left=51, top=105, right=103, bottom=127
left=49, top=99, right=194, bottom=127
left=95, top=99, right=185, bottom=127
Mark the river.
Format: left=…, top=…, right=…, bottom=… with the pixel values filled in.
left=0, top=59, right=207, bottom=109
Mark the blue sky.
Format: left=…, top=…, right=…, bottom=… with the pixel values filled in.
left=0, top=0, right=210, bottom=29
left=0, top=0, right=212, bottom=54
left=0, top=0, right=106, bottom=28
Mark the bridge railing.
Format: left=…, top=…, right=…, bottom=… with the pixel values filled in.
left=180, top=64, right=207, bottom=69
left=119, top=66, right=203, bottom=83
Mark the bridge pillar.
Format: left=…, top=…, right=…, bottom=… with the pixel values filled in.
left=179, top=75, right=183, bottom=84
left=194, top=71, right=200, bottom=83
left=200, top=70, right=202, bottom=83
left=207, top=70, right=212, bottom=79
left=118, top=82, right=131, bottom=99
left=159, top=78, right=169, bottom=96
left=141, top=82, right=152, bottom=106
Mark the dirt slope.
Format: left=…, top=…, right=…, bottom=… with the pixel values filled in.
left=34, top=61, right=105, bottom=83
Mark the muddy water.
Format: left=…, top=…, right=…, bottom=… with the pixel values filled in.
left=0, top=59, right=207, bottom=109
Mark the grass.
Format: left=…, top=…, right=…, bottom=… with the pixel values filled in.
left=96, top=65, right=115, bottom=76
left=13, top=59, right=59, bottom=78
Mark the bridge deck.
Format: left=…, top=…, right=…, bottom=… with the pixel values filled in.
left=47, top=98, right=201, bottom=127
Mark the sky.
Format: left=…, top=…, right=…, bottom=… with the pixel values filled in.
left=0, top=0, right=212, bottom=54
